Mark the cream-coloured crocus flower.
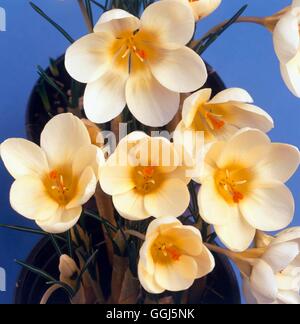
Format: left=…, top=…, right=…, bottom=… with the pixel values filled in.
left=273, top=0, right=300, bottom=97
left=242, top=228, right=300, bottom=304
left=177, top=0, right=221, bottom=21
left=0, top=113, right=104, bottom=234
left=138, top=217, right=215, bottom=293
left=65, top=0, right=207, bottom=127
left=100, top=132, right=191, bottom=220
left=174, top=88, right=273, bottom=159
left=198, top=128, right=299, bottom=252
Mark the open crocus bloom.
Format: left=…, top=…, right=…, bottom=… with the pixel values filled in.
left=243, top=228, right=300, bottom=304
left=0, top=113, right=104, bottom=233
left=65, top=0, right=207, bottom=127
left=273, top=0, right=300, bottom=97
left=174, top=88, right=273, bottom=158
left=198, top=128, right=300, bottom=252
left=177, top=0, right=221, bottom=21
left=100, top=132, right=191, bottom=220
left=138, top=217, right=215, bottom=293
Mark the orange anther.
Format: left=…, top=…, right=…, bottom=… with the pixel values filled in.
left=49, top=170, right=58, bottom=180
left=233, top=191, right=244, bottom=204
left=166, top=247, right=181, bottom=261
left=143, top=166, right=155, bottom=177
left=207, top=112, right=225, bottom=130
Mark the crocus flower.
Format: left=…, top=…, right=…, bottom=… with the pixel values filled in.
left=174, top=88, right=273, bottom=158
left=243, top=228, right=300, bottom=304
left=100, top=132, right=191, bottom=220
left=0, top=113, right=104, bottom=233
left=138, top=217, right=215, bottom=293
left=65, top=0, right=207, bottom=127
left=273, top=0, right=300, bottom=97
left=177, top=0, right=221, bottom=21
left=198, top=128, right=299, bottom=252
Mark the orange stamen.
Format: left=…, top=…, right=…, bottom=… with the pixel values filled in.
left=233, top=191, right=244, bottom=203
left=137, top=49, right=147, bottom=60
left=143, top=166, right=155, bottom=177
left=207, top=112, right=225, bottom=130
left=166, top=246, right=182, bottom=261
left=49, top=170, right=58, bottom=180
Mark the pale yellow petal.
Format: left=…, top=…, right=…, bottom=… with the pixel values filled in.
left=126, top=61, right=180, bottom=127
left=37, top=207, right=82, bottom=234
left=0, top=138, right=49, bottom=179
left=154, top=255, right=198, bottom=291
left=199, top=177, right=236, bottom=225
left=240, top=181, right=294, bottom=232
left=66, top=167, right=97, bottom=209
left=140, top=0, right=195, bottom=46
left=65, top=33, right=114, bottom=83
left=144, top=178, right=190, bottom=218
left=208, top=88, right=253, bottom=105
left=215, top=211, right=256, bottom=252
left=113, top=189, right=149, bottom=221
left=10, top=176, right=59, bottom=221
left=138, top=262, right=165, bottom=294
left=280, top=53, right=300, bottom=98
left=94, top=9, right=140, bottom=36
left=149, top=46, right=207, bottom=93
left=194, top=246, right=215, bottom=278
left=41, top=113, right=91, bottom=168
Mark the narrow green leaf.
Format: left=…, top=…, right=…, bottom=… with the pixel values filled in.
left=89, top=0, right=106, bottom=10
left=30, top=2, right=74, bottom=43
left=84, top=209, right=118, bottom=232
left=195, top=4, right=248, bottom=55
left=46, top=281, right=75, bottom=299
left=37, top=65, right=69, bottom=106
left=50, top=234, right=62, bottom=257
left=15, top=260, right=56, bottom=283
left=0, top=224, right=66, bottom=243
left=66, top=230, right=73, bottom=259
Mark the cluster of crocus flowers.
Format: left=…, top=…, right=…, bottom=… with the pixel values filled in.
left=0, top=113, right=104, bottom=233
left=273, top=0, right=300, bottom=97
left=198, top=128, right=300, bottom=252
left=138, top=217, right=215, bottom=293
left=100, top=132, right=191, bottom=220
left=65, top=0, right=207, bottom=127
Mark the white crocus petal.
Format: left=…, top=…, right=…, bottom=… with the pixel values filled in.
left=293, top=0, right=300, bottom=8
left=256, top=144, right=300, bottom=183
left=218, top=128, right=271, bottom=169
left=84, top=69, right=128, bottom=124
left=273, top=12, right=300, bottom=64
left=199, top=178, right=236, bottom=226
left=155, top=255, right=198, bottom=291
left=146, top=217, right=181, bottom=238
left=164, top=226, right=203, bottom=256
left=262, top=242, right=300, bottom=273
left=190, top=0, right=221, bottom=20
left=243, top=278, right=258, bottom=304
left=149, top=46, right=207, bottom=93
left=37, top=207, right=82, bottom=234
left=72, top=145, right=104, bottom=178
left=240, top=181, right=294, bottom=232
left=0, top=139, right=49, bottom=179
left=215, top=212, right=255, bottom=252
left=138, top=263, right=164, bottom=294
left=194, top=246, right=215, bottom=278
left=277, top=290, right=300, bottom=304
left=65, top=33, right=114, bottom=84
left=250, top=260, right=278, bottom=304
left=140, top=0, right=195, bottom=46
left=280, top=53, right=300, bottom=98
left=144, top=178, right=190, bottom=218
left=182, top=88, right=212, bottom=127
left=220, top=102, right=274, bottom=133
left=41, top=113, right=91, bottom=168
left=208, top=88, right=253, bottom=105
left=113, top=189, right=149, bottom=221
left=126, top=64, right=180, bottom=127
left=10, top=176, right=59, bottom=221
left=94, top=9, right=140, bottom=35
left=67, top=167, right=97, bottom=209
left=273, top=227, right=300, bottom=246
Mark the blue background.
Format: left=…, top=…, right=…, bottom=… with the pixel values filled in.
left=0, top=0, right=299, bottom=304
